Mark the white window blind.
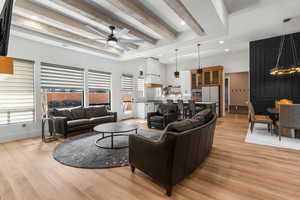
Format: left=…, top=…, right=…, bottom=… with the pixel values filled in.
left=137, top=77, right=144, bottom=96
left=0, top=59, right=34, bottom=124
left=121, top=74, right=134, bottom=91
left=40, top=62, right=84, bottom=89
left=88, top=70, right=111, bottom=90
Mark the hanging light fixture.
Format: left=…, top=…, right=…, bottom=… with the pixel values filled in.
left=0, top=56, right=14, bottom=76
left=270, top=34, right=300, bottom=76
left=197, top=43, right=202, bottom=74
left=174, top=49, right=180, bottom=78
left=290, top=34, right=300, bottom=73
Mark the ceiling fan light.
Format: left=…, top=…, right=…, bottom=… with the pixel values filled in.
left=107, top=39, right=117, bottom=46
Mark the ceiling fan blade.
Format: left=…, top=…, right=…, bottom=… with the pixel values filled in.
left=117, top=28, right=129, bottom=37
left=119, top=39, right=144, bottom=44
left=117, top=41, right=130, bottom=51
left=94, top=39, right=107, bottom=42
left=85, top=25, right=107, bottom=37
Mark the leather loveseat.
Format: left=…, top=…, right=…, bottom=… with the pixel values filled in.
left=129, top=109, right=216, bottom=196
left=49, top=106, right=117, bottom=138
left=147, top=103, right=179, bottom=129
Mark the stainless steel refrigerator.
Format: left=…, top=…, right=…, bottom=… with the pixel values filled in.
left=202, top=86, right=220, bottom=115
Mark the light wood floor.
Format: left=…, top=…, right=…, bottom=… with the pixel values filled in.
left=1, top=114, right=300, bottom=200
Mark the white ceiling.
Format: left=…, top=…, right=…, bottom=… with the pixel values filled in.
left=10, top=0, right=300, bottom=63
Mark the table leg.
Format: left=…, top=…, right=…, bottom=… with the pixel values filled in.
left=135, top=129, right=137, bottom=134
left=111, top=134, right=114, bottom=148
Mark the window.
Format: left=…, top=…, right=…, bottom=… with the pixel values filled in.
left=121, top=74, right=134, bottom=114
left=40, top=63, right=84, bottom=111
left=0, top=59, right=34, bottom=125
left=88, top=70, right=111, bottom=109
left=137, top=77, right=144, bottom=97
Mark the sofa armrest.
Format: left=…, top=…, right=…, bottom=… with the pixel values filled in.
left=147, top=112, right=157, bottom=128
left=52, top=116, right=68, bottom=134
left=129, top=134, right=174, bottom=184
left=108, top=111, right=117, bottom=122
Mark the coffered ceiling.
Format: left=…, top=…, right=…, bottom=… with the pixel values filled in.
left=10, top=0, right=300, bottom=63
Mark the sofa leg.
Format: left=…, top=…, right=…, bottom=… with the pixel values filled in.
left=64, top=134, right=68, bottom=139
left=166, top=186, right=172, bottom=196
left=130, top=165, right=135, bottom=173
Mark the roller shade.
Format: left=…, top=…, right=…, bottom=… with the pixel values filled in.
left=121, top=74, right=134, bottom=91
left=137, top=77, right=144, bottom=91
left=40, top=62, right=84, bottom=89
left=0, top=59, right=34, bottom=124
left=88, top=70, right=111, bottom=90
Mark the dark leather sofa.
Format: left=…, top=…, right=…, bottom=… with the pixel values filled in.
left=129, top=109, right=216, bottom=196
left=49, top=106, right=117, bottom=137
left=147, top=103, right=178, bottom=129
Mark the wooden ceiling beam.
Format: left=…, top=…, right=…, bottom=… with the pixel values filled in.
left=11, top=14, right=122, bottom=56
left=52, top=0, right=158, bottom=45
left=164, top=0, right=205, bottom=36
left=107, top=0, right=177, bottom=39
left=14, top=0, right=138, bottom=50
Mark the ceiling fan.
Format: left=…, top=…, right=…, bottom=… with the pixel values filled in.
left=86, top=25, right=144, bottom=51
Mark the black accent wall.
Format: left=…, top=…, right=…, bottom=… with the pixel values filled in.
left=250, top=32, right=300, bottom=115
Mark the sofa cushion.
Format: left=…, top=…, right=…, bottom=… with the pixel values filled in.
left=89, top=116, right=115, bottom=125
left=192, top=108, right=213, bottom=123
left=53, top=108, right=73, bottom=120
left=167, top=120, right=195, bottom=132
left=85, top=106, right=107, bottom=118
left=70, top=107, right=85, bottom=120
left=138, top=129, right=162, bottom=140
left=67, top=119, right=90, bottom=128
left=149, top=116, right=164, bottom=123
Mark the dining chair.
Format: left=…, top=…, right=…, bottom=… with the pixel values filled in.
left=177, top=100, right=188, bottom=119
left=167, top=99, right=174, bottom=104
left=187, top=100, right=196, bottom=118
left=277, top=104, right=300, bottom=141
left=246, top=101, right=273, bottom=134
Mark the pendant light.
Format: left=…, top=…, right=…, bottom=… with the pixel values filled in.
left=174, top=49, right=180, bottom=78
left=270, top=34, right=300, bottom=76
left=197, top=44, right=202, bottom=74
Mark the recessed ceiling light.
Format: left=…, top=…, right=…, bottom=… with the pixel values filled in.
left=219, top=40, right=224, bottom=44
left=180, top=21, right=186, bottom=26
left=224, top=49, right=230, bottom=52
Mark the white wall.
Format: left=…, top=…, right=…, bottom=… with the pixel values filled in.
left=0, top=35, right=145, bottom=143
left=165, top=49, right=249, bottom=85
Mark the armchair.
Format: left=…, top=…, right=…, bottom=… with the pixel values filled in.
left=147, top=103, right=178, bottom=129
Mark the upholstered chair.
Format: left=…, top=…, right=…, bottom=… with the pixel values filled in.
left=277, top=104, right=300, bottom=141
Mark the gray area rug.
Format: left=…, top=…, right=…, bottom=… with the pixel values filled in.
left=53, top=130, right=161, bottom=169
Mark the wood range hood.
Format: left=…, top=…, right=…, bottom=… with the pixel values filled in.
left=144, top=83, right=162, bottom=88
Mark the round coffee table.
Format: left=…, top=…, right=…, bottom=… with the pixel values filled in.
left=94, top=122, right=139, bottom=149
